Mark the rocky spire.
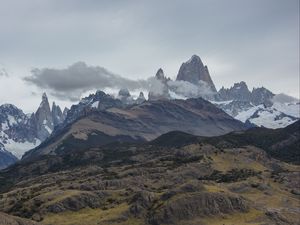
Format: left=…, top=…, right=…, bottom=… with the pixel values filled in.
left=218, top=81, right=251, bottom=102
left=251, top=87, right=274, bottom=106
left=155, top=68, right=165, bottom=80
left=149, top=69, right=171, bottom=101
left=176, top=55, right=217, bottom=92
left=136, top=92, right=146, bottom=104
left=62, top=107, right=69, bottom=120
left=155, top=68, right=169, bottom=84
left=52, top=102, right=63, bottom=127
left=35, top=93, right=53, bottom=141
left=118, top=88, right=131, bottom=98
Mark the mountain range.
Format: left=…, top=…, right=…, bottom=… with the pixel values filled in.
left=0, top=54, right=299, bottom=225
left=0, top=54, right=299, bottom=170
left=0, top=94, right=68, bottom=168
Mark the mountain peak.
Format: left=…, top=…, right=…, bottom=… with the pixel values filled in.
left=42, top=92, right=48, bottom=100
left=186, top=54, right=202, bottom=64
left=233, top=81, right=249, bottom=90
left=176, top=55, right=217, bottom=92
left=118, top=88, right=131, bottom=97
left=155, top=68, right=167, bottom=81
left=218, top=81, right=251, bottom=102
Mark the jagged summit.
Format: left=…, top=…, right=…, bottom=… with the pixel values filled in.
left=218, top=81, right=251, bottom=102
left=118, top=88, right=131, bottom=97
left=155, top=68, right=170, bottom=84
left=176, top=55, right=217, bottom=92
left=251, top=87, right=274, bottom=106
left=0, top=93, right=67, bottom=164
left=155, top=68, right=165, bottom=80
left=187, top=54, right=202, bottom=64
left=42, top=92, right=47, bottom=99
left=136, top=91, right=146, bottom=104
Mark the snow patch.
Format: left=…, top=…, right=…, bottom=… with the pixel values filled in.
left=7, top=115, right=17, bottom=126
left=210, top=100, right=233, bottom=105
left=235, top=105, right=264, bottom=123
left=91, top=101, right=99, bottom=108
left=272, top=102, right=300, bottom=118
left=3, top=138, right=41, bottom=159
left=1, top=121, right=9, bottom=130
left=44, top=125, right=52, bottom=134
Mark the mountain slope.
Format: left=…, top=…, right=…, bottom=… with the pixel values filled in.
left=176, top=55, right=217, bottom=92
left=23, top=97, right=246, bottom=160
left=0, top=147, right=17, bottom=170
left=0, top=94, right=67, bottom=169
left=0, top=122, right=299, bottom=225
left=206, top=120, right=300, bottom=164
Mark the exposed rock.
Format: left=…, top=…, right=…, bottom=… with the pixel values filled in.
left=34, top=93, right=53, bottom=141
left=129, top=191, right=156, bottom=216
left=155, top=68, right=170, bottom=84
left=0, top=146, right=18, bottom=169
left=51, top=102, right=64, bottom=127
left=23, top=97, right=246, bottom=160
left=148, top=68, right=171, bottom=100
left=135, top=92, right=146, bottom=104
left=251, top=87, right=274, bottom=106
left=214, top=100, right=253, bottom=117
left=176, top=55, right=217, bottom=92
left=218, top=81, right=251, bottom=102
left=118, top=89, right=134, bottom=105
left=149, top=192, right=249, bottom=225
left=62, top=107, right=69, bottom=120
left=0, top=93, right=66, bottom=163
left=44, top=192, right=102, bottom=213
left=0, top=212, right=37, bottom=225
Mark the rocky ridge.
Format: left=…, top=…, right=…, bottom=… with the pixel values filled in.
left=0, top=93, right=67, bottom=167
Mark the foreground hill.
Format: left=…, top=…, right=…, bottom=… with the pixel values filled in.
left=23, top=97, right=245, bottom=160
left=0, top=122, right=299, bottom=225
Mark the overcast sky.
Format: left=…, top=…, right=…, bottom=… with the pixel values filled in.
left=0, top=0, right=299, bottom=112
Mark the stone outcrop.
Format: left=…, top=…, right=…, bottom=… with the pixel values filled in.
left=176, top=55, right=217, bottom=92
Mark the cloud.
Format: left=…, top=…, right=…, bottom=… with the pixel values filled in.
left=24, top=62, right=148, bottom=101
left=167, top=80, right=216, bottom=99
left=0, top=67, right=8, bottom=77
left=23, top=60, right=221, bottom=102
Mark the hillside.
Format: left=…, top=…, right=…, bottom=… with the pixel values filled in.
left=0, top=122, right=299, bottom=225
left=23, top=97, right=245, bottom=160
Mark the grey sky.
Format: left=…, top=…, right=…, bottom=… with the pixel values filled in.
left=0, top=0, right=299, bottom=112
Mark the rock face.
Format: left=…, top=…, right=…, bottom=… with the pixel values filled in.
left=148, top=68, right=171, bottom=100
left=251, top=87, right=274, bottom=106
left=214, top=83, right=299, bottom=128
left=0, top=146, right=18, bottom=169
left=217, top=82, right=274, bottom=107
left=0, top=104, right=40, bottom=159
left=176, top=55, right=217, bottom=92
left=23, top=97, right=246, bottom=160
left=0, top=93, right=67, bottom=165
left=118, top=88, right=134, bottom=105
left=136, top=92, right=146, bottom=104
left=214, top=100, right=253, bottom=117
left=0, top=212, right=37, bottom=225
left=59, top=90, right=123, bottom=132
left=155, top=68, right=169, bottom=84
left=52, top=102, right=64, bottom=127
left=218, top=81, right=251, bottom=102
left=149, top=192, right=248, bottom=224
left=33, top=93, right=54, bottom=140
left=62, top=107, right=69, bottom=119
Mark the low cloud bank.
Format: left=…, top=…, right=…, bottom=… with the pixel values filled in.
left=24, top=61, right=215, bottom=101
